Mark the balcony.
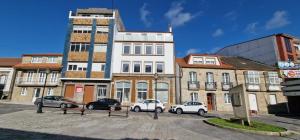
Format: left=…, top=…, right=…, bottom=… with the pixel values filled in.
left=16, top=78, right=59, bottom=86
left=221, top=82, right=233, bottom=91
left=205, top=82, right=217, bottom=91
left=115, top=32, right=173, bottom=42
left=266, top=83, right=281, bottom=91
left=245, top=83, right=260, bottom=91
left=187, top=81, right=200, bottom=90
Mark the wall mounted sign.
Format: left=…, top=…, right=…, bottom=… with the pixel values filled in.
left=277, top=61, right=300, bottom=69
left=280, top=70, right=300, bottom=78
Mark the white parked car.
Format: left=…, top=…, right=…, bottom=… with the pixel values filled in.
left=131, top=99, right=165, bottom=113
left=169, top=101, right=208, bottom=116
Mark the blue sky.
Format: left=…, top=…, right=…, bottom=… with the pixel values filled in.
left=0, top=0, right=300, bottom=58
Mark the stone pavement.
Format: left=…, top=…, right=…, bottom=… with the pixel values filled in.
left=0, top=107, right=298, bottom=140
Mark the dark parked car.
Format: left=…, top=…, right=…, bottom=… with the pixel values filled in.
left=86, top=98, right=121, bottom=110
left=34, top=96, right=78, bottom=108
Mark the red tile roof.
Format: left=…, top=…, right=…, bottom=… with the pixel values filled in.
left=14, top=63, right=62, bottom=70
left=0, top=58, right=22, bottom=67
left=176, top=58, right=234, bottom=69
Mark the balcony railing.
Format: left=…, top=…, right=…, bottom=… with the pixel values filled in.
left=205, top=82, right=217, bottom=91
left=16, top=78, right=59, bottom=86
left=245, top=83, right=260, bottom=91
left=221, top=82, right=233, bottom=91
left=266, top=83, right=281, bottom=91
left=188, top=81, right=200, bottom=90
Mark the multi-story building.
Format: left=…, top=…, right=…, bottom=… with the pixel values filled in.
left=111, top=28, right=175, bottom=105
left=216, top=33, right=299, bottom=66
left=11, top=54, right=62, bottom=103
left=175, top=54, right=236, bottom=112
left=220, top=56, right=287, bottom=114
left=60, top=8, right=125, bottom=104
left=0, top=58, right=21, bottom=100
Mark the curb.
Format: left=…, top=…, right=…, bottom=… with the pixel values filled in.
left=203, top=120, right=294, bottom=137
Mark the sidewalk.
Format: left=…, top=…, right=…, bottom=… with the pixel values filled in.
left=0, top=100, right=34, bottom=105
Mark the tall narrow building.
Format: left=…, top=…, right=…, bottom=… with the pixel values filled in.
left=61, top=8, right=125, bottom=103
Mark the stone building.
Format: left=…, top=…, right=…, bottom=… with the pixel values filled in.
left=11, top=54, right=63, bottom=103
left=0, top=58, right=21, bottom=100
left=176, top=54, right=236, bottom=112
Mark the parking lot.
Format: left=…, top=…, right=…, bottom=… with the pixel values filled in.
left=0, top=103, right=299, bottom=140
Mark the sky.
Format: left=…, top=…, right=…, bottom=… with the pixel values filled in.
left=0, top=0, right=300, bottom=58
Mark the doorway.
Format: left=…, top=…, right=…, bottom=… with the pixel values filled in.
left=248, top=93, right=258, bottom=112
left=207, top=93, right=215, bottom=111
left=32, top=88, right=41, bottom=102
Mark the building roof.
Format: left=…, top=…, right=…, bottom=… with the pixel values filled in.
left=22, top=54, right=63, bottom=57
left=14, top=63, right=62, bottom=70
left=0, top=58, right=21, bottom=67
left=76, top=8, right=114, bottom=14
left=220, top=56, right=276, bottom=71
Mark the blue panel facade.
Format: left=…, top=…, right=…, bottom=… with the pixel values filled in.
left=104, top=19, right=115, bottom=79
left=61, top=19, right=73, bottom=78
left=86, top=19, right=97, bottom=78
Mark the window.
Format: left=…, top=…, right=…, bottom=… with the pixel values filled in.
left=145, top=45, right=152, bottom=55
left=224, top=93, right=231, bottom=104
left=122, top=62, right=130, bottom=73
left=134, top=45, right=141, bottom=55
left=133, top=62, right=141, bottom=73
left=20, top=88, right=27, bottom=96
left=92, top=63, right=105, bottom=72
left=0, top=75, right=7, bottom=84
left=97, top=85, right=107, bottom=99
left=144, top=62, right=152, bottom=73
left=246, top=71, right=260, bottom=84
left=31, top=57, right=42, bottom=63
left=156, top=62, right=164, bottom=73
left=68, top=65, right=77, bottom=71
left=67, top=63, right=87, bottom=71
left=26, top=72, right=34, bottom=82
left=47, top=88, right=54, bottom=96
left=269, top=94, right=277, bottom=105
left=70, top=43, right=90, bottom=52
left=116, top=82, right=131, bottom=102
left=96, top=26, right=109, bottom=33
left=156, top=45, right=163, bottom=55
left=101, top=64, right=106, bottom=72
left=50, top=72, right=58, bottom=83
left=123, top=45, right=130, bottom=55
left=193, top=57, right=203, bottom=64
left=189, top=72, right=197, bottom=82
left=38, top=72, right=46, bottom=83
left=222, top=73, right=230, bottom=84
left=47, top=57, right=56, bottom=63
left=73, top=25, right=92, bottom=33
left=94, top=44, right=107, bottom=52
left=190, top=93, right=198, bottom=102
left=206, top=72, right=214, bottom=83
left=205, top=58, right=216, bottom=64
left=137, top=82, right=147, bottom=102
left=284, top=37, right=292, bottom=53
left=268, top=72, right=281, bottom=85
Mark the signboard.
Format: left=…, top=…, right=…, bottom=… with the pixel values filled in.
left=277, top=61, right=300, bottom=69
left=74, top=84, right=84, bottom=103
left=280, top=70, right=300, bottom=78
left=229, top=84, right=251, bottom=125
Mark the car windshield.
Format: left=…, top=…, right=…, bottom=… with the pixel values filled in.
left=182, top=101, right=188, bottom=105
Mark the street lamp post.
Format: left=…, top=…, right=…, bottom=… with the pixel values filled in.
left=154, top=73, right=158, bottom=120
left=37, top=69, right=51, bottom=113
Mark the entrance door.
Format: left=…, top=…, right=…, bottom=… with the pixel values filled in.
left=248, top=93, right=258, bottom=111
left=83, top=85, right=94, bottom=104
left=207, top=93, right=215, bottom=111
left=32, top=88, right=41, bottom=102
left=64, top=85, right=75, bottom=99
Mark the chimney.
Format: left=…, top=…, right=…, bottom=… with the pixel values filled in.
left=168, top=24, right=173, bottom=33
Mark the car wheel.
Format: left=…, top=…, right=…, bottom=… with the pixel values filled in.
left=88, top=104, right=94, bottom=110
left=156, top=107, right=162, bottom=113
left=176, top=108, right=183, bottom=115
left=198, top=109, right=205, bottom=116
left=134, top=106, right=140, bottom=112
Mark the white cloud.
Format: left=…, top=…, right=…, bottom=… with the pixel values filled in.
left=265, top=10, right=290, bottom=30
left=212, top=28, right=224, bottom=37
left=245, top=22, right=259, bottom=34
left=224, top=11, right=238, bottom=21
left=186, top=48, right=201, bottom=55
left=140, top=3, right=151, bottom=27
left=165, top=1, right=200, bottom=27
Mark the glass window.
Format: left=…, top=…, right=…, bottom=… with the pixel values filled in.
left=133, top=62, right=141, bottom=73
left=206, top=72, right=214, bottom=83
left=246, top=71, right=260, bottom=84
left=189, top=72, right=197, bottom=82
left=47, top=88, right=54, bottom=96
left=145, top=45, right=152, bottom=55
left=31, top=57, right=42, bottom=63
left=123, top=45, right=130, bottom=54
left=156, top=62, right=164, bottom=73
left=101, top=64, right=106, bottom=72
left=134, top=45, right=141, bottom=55
left=20, top=88, right=27, bottom=96
left=116, top=82, right=131, bottom=102
left=222, top=73, right=230, bottom=84
left=137, top=82, right=147, bottom=102
left=0, top=75, right=7, bottom=84
left=193, top=57, right=203, bottom=64
left=97, top=85, right=107, bottom=99
left=26, top=72, right=34, bottom=82
left=38, top=72, right=46, bottom=83
left=205, top=58, right=216, bottom=64
left=122, top=62, right=130, bottom=73
left=94, top=44, right=107, bottom=52
left=190, top=93, right=198, bottom=102
left=284, top=37, right=292, bottom=53
left=144, top=62, right=152, bottom=73
left=268, top=72, right=280, bottom=84
left=156, top=46, right=163, bottom=55
left=47, top=57, right=56, bottom=63
left=224, top=93, right=231, bottom=104
left=269, top=94, right=277, bottom=105
left=50, top=72, right=58, bottom=83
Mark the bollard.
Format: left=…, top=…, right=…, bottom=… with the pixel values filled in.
left=63, top=104, right=67, bottom=114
